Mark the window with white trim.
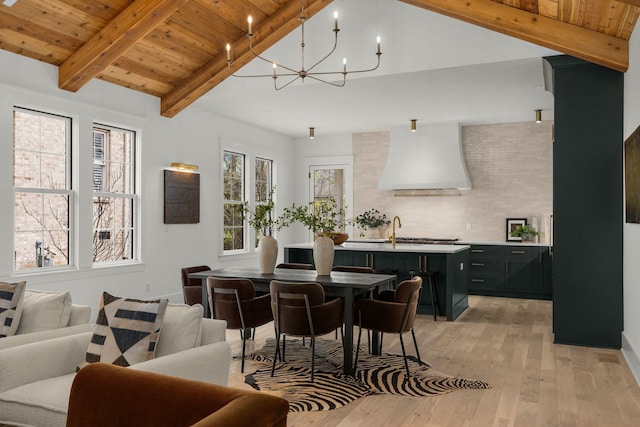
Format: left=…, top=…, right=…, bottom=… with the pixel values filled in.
left=254, top=157, right=273, bottom=246
left=223, top=151, right=246, bottom=252
left=13, top=108, right=72, bottom=270
left=92, top=125, right=136, bottom=263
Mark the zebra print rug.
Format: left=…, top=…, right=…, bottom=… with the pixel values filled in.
left=239, top=338, right=491, bottom=412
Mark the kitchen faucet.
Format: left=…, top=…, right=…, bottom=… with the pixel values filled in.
left=391, top=216, right=402, bottom=247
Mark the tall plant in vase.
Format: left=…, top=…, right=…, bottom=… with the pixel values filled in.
left=280, top=198, right=349, bottom=275
left=245, top=188, right=279, bottom=274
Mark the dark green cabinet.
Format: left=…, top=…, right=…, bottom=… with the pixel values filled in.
left=468, top=244, right=551, bottom=300
left=545, top=56, right=623, bottom=348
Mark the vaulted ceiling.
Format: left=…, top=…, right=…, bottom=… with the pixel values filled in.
left=0, top=0, right=638, bottom=118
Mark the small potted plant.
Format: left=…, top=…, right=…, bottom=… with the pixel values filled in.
left=353, top=209, right=391, bottom=238
left=509, top=224, right=540, bottom=242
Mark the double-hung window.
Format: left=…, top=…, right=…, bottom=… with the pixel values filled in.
left=223, top=151, right=246, bottom=252
left=92, top=125, right=136, bottom=263
left=222, top=150, right=274, bottom=253
left=254, top=157, right=273, bottom=245
left=13, top=108, right=72, bottom=270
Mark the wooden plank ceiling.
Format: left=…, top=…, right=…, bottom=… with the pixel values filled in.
left=0, top=0, right=638, bottom=118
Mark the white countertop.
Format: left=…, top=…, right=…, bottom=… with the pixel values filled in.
left=457, top=240, right=551, bottom=247
left=284, top=241, right=470, bottom=254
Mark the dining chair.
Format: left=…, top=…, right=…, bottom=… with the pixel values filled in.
left=207, top=277, right=273, bottom=373
left=269, top=280, right=344, bottom=382
left=275, top=263, right=315, bottom=270
left=180, top=265, right=211, bottom=306
left=353, top=276, right=423, bottom=378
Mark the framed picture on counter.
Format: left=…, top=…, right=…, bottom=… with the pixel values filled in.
left=506, top=218, right=527, bottom=241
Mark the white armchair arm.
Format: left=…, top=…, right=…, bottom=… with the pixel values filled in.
left=131, top=341, right=232, bottom=386
left=0, top=323, right=93, bottom=351
left=0, top=332, right=91, bottom=393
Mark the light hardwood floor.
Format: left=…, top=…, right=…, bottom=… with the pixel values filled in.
left=225, top=296, right=640, bottom=426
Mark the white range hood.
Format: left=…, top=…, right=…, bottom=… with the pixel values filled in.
left=378, top=123, right=472, bottom=191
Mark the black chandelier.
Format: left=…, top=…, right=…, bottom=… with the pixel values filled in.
left=225, top=1, right=382, bottom=90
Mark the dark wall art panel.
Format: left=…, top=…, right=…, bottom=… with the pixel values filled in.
left=626, top=125, right=640, bottom=224
left=164, top=170, right=200, bottom=224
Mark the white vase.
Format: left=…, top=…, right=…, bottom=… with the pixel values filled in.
left=313, top=236, right=335, bottom=276
left=258, top=236, right=278, bottom=274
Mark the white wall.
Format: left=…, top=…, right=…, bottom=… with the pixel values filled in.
left=623, top=29, right=640, bottom=383
left=0, top=50, right=295, bottom=317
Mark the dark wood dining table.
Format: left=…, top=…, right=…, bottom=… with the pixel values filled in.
left=190, top=266, right=397, bottom=376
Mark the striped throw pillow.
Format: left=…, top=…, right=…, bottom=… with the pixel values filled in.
left=82, top=292, right=169, bottom=368
left=0, top=281, right=27, bottom=338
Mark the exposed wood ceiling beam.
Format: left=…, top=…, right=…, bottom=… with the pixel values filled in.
left=400, top=0, right=629, bottom=72
left=617, top=0, right=640, bottom=7
left=161, top=0, right=333, bottom=118
left=59, top=0, right=189, bottom=92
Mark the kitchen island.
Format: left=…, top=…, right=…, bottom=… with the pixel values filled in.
left=284, top=241, right=471, bottom=321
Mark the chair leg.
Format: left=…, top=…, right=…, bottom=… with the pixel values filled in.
left=354, top=326, right=363, bottom=374
left=282, top=335, right=286, bottom=361
left=310, top=336, right=316, bottom=382
left=398, top=333, right=411, bottom=379
left=271, top=333, right=281, bottom=377
left=429, top=275, right=440, bottom=321
left=411, top=328, right=422, bottom=364
left=241, top=334, right=247, bottom=373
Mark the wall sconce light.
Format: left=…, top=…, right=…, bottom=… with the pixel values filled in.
left=410, top=119, right=417, bottom=132
left=535, top=109, right=542, bottom=123
left=309, top=127, right=315, bottom=139
left=171, top=162, right=199, bottom=171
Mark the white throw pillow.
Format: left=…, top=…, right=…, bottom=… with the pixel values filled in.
left=0, top=281, right=26, bottom=338
left=16, top=289, right=72, bottom=334
left=155, top=303, right=204, bottom=357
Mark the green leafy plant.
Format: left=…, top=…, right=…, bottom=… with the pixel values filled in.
left=244, top=187, right=278, bottom=238
left=353, top=209, right=391, bottom=236
left=509, top=225, right=540, bottom=240
left=279, top=198, right=349, bottom=237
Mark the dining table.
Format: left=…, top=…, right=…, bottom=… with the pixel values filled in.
left=189, top=266, right=397, bottom=376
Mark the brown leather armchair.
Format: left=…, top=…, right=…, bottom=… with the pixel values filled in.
left=206, top=277, right=273, bottom=372
left=269, top=280, right=343, bottom=382
left=354, top=276, right=423, bottom=378
left=66, top=363, right=288, bottom=427
left=181, top=265, right=211, bottom=306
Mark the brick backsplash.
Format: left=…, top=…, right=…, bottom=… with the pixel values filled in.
left=353, top=121, right=553, bottom=243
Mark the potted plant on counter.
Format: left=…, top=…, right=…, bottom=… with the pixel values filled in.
left=279, top=198, right=349, bottom=275
left=353, top=209, right=391, bottom=238
left=244, top=187, right=280, bottom=274
left=509, top=224, right=540, bottom=242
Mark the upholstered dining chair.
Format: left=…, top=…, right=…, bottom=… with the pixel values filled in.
left=275, top=262, right=315, bottom=270
left=354, top=276, right=423, bottom=378
left=269, top=280, right=344, bottom=382
left=181, top=265, right=211, bottom=306
left=207, top=277, right=273, bottom=373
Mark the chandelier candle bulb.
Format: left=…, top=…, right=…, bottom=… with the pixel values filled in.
left=273, top=62, right=277, bottom=77
left=343, top=57, right=347, bottom=73
left=247, top=15, right=253, bottom=36
left=226, top=43, right=231, bottom=61
left=334, top=11, right=338, bottom=30
left=377, top=36, right=381, bottom=54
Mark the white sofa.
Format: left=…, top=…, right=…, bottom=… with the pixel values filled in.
left=0, top=290, right=92, bottom=351
left=0, top=303, right=231, bottom=427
